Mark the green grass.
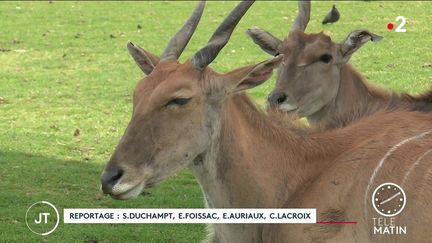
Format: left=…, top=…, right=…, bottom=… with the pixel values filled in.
left=0, top=1, right=431, bottom=242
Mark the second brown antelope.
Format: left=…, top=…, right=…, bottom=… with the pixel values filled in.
left=101, top=1, right=432, bottom=242
left=247, top=1, right=432, bottom=127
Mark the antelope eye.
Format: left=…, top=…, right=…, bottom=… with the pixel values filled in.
left=165, top=97, right=191, bottom=107
left=319, top=54, right=333, bottom=63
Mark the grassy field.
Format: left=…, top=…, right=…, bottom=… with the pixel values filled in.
left=1, top=1, right=431, bottom=242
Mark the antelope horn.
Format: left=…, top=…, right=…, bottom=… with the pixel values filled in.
left=191, top=0, right=255, bottom=71
left=290, top=0, right=311, bottom=33
left=161, top=1, right=205, bottom=61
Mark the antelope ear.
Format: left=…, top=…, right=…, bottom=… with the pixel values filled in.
left=223, top=55, right=283, bottom=93
left=127, top=42, right=160, bottom=75
left=246, top=27, right=282, bottom=56
left=339, top=30, right=383, bottom=63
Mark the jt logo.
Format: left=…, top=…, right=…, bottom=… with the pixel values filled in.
left=34, top=213, right=50, bottom=224
left=26, top=201, right=60, bottom=235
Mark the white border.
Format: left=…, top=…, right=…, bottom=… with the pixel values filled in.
left=63, top=208, right=316, bottom=224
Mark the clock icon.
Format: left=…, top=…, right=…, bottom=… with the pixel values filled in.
left=372, top=182, right=406, bottom=217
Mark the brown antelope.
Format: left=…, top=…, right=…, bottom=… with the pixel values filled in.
left=101, top=1, right=432, bottom=242
left=247, top=1, right=432, bottom=127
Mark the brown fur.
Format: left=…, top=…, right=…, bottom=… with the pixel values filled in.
left=103, top=56, right=432, bottom=242
left=222, top=94, right=432, bottom=243
left=322, top=64, right=432, bottom=129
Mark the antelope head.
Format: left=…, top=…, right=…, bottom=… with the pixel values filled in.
left=247, top=1, right=382, bottom=118
left=101, top=1, right=282, bottom=199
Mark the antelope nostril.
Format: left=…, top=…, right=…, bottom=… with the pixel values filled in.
left=112, top=169, right=123, bottom=182
left=101, top=168, right=124, bottom=194
left=268, top=92, right=287, bottom=105
left=276, top=95, right=287, bottom=104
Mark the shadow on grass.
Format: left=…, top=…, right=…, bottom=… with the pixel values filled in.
left=0, top=150, right=205, bottom=243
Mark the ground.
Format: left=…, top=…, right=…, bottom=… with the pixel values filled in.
left=0, top=1, right=431, bottom=242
